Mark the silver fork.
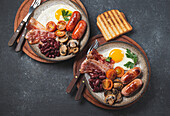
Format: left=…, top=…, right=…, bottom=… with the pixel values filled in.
left=14, top=0, right=41, bottom=52
left=75, top=39, right=99, bottom=100
left=8, top=0, right=41, bottom=50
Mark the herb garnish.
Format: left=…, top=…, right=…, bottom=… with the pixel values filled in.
left=61, top=9, right=72, bottom=21
left=106, top=57, right=112, bottom=62
left=124, top=49, right=138, bottom=69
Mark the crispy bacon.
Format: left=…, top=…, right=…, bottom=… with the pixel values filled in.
left=80, top=49, right=114, bottom=73
left=25, top=29, right=56, bottom=45
left=26, top=17, right=46, bottom=31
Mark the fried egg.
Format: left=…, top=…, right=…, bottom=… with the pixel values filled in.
left=102, top=48, right=134, bottom=70
left=37, top=4, right=76, bottom=26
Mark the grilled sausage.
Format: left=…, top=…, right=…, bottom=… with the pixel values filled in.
left=66, top=11, right=81, bottom=32
left=72, top=20, right=87, bottom=40
left=121, top=79, right=142, bottom=96
left=121, top=67, right=141, bottom=84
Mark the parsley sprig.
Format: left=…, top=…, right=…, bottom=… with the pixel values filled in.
left=124, top=49, right=138, bottom=69
left=105, top=57, right=112, bottom=62
left=61, top=9, right=72, bottom=21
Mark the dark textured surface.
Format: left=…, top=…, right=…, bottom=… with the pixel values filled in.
left=0, top=0, right=170, bottom=116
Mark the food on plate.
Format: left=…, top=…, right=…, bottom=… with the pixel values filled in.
left=56, top=20, right=67, bottom=30
left=105, top=94, right=116, bottom=105
left=121, top=79, right=143, bottom=96
left=39, top=38, right=60, bottom=58
left=66, top=11, right=81, bottom=32
left=102, top=79, right=113, bottom=90
left=72, top=20, right=87, bottom=40
left=27, top=17, right=46, bottom=31
left=114, top=66, right=124, bottom=77
left=106, top=69, right=117, bottom=80
left=55, top=30, right=66, bottom=37
left=97, top=9, right=132, bottom=41
left=25, top=29, right=56, bottom=45
left=113, top=82, right=123, bottom=90
left=121, top=67, right=141, bottom=84
left=36, top=4, right=75, bottom=26
left=104, top=48, right=134, bottom=70
left=60, top=44, right=67, bottom=56
left=26, top=7, right=87, bottom=58
left=80, top=49, right=114, bottom=74
left=124, top=49, right=138, bottom=69
left=46, top=21, right=57, bottom=32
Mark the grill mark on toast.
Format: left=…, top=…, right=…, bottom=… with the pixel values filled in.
left=104, top=12, right=119, bottom=36
left=103, top=13, right=116, bottom=37
left=116, top=10, right=132, bottom=31
left=112, top=10, right=127, bottom=32
left=97, top=15, right=110, bottom=40
left=108, top=10, right=123, bottom=34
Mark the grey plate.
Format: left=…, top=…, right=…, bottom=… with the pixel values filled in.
left=27, top=0, right=90, bottom=62
left=84, top=41, right=150, bottom=108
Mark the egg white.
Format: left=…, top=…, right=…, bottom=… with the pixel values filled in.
left=37, top=4, right=77, bottom=27
left=100, top=48, right=134, bottom=70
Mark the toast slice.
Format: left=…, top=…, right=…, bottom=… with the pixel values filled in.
left=97, top=10, right=132, bottom=41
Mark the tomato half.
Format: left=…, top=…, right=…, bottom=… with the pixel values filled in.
left=57, top=20, right=66, bottom=31
left=46, top=21, right=57, bottom=32
left=55, top=30, right=66, bottom=37
left=114, top=66, right=124, bottom=77
left=106, top=69, right=117, bottom=80
left=102, top=79, right=113, bottom=90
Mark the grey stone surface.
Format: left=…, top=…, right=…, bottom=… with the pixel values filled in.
left=0, top=0, right=170, bottom=116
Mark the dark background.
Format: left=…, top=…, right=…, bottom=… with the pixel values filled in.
left=0, top=0, right=170, bottom=116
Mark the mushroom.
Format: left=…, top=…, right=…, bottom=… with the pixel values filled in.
left=68, top=47, right=79, bottom=54
left=113, top=82, right=123, bottom=90
left=112, top=88, right=119, bottom=95
left=113, top=79, right=122, bottom=83
left=60, top=44, right=67, bottom=56
left=105, top=94, right=116, bottom=105
left=115, top=92, right=123, bottom=103
left=67, top=39, right=79, bottom=48
left=58, top=35, right=69, bottom=43
left=104, top=90, right=112, bottom=97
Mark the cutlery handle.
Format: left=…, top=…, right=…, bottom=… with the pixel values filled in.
left=66, top=75, right=80, bottom=93
left=15, top=27, right=27, bottom=52
left=8, top=21, right=26, bottom=47
left=75, top=78, right=85, bottom=101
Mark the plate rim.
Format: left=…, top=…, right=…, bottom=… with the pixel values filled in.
left=84, top=40, right=150, bottom=108
left=27, top=0, right=90, bottom=62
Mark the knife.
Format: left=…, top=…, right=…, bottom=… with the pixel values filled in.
left=75, top=39, right=99, bottom=100
left=8, top=0, right=41, bottom=49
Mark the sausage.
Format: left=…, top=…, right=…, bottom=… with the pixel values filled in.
left=121, top=67, right=141, bottom=84
left=121, top=79, right=142, bottom=96
left=66, top=11, right=81, bottom=32
left=72, top=20, right=87, bottom=40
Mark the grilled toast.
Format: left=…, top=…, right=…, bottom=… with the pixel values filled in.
left=97, top=10, right=132, bottom=41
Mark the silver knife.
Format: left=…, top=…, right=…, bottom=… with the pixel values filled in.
left=75, top=39, right=99, bottom=100
left=8, top=0, right=41, bottom=48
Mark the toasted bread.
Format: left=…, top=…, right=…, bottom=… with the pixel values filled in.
left=97, top=10, right=132, bottom=41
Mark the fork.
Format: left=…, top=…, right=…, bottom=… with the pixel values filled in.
left=75, top=39, right=99, bottom=100
left=8, top=0, right=41, bottom=51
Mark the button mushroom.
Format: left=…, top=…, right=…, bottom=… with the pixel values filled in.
left=67, top=39, right=79, bottom=48
left=113, top=82, right=123, bottom=90
left=105, top=94, right=116, bottom=105
left=58, top=35, right=69, bottom=43
left=104, top=90, right=112, bottom=97
left=114, top=79, right=122, bottom=83
left=60, top=44, right=67, bottom=56
left=115, top=92, right=123, bottom=103
left=112, top=88, right=119, bottom=95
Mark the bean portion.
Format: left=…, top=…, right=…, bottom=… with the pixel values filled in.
left=38, top=38, right=60, bottom=58
left=88, top=69, right=106, bottom=92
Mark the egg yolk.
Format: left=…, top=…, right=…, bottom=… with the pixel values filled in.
left=109, top=49, right=124, bottom=63
left=55, top=9, right=72, bottom=20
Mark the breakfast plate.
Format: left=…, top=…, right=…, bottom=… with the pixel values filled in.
left=27, top=0, right=90, bottom=61
left=82, top=41, right=149, bottom=107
